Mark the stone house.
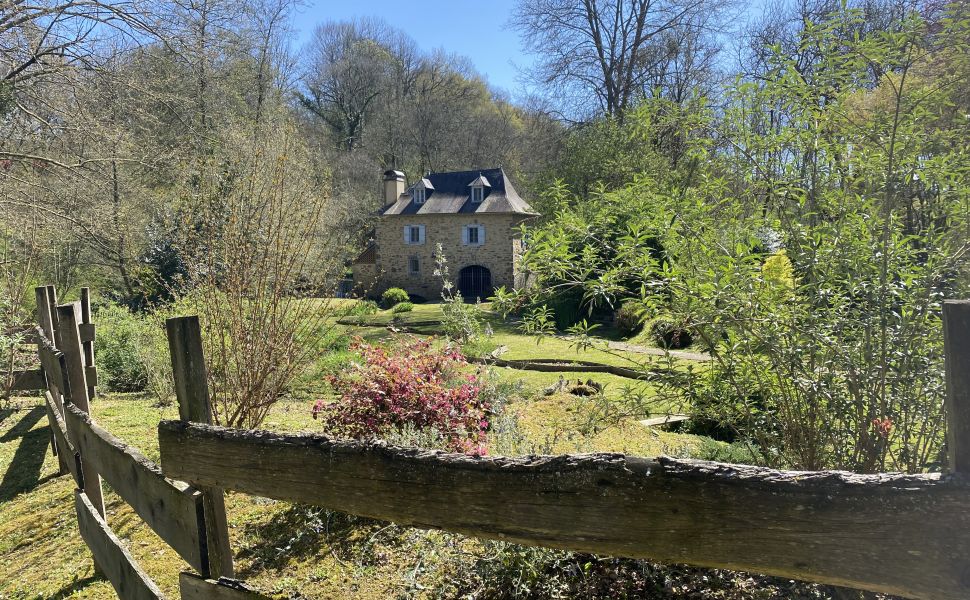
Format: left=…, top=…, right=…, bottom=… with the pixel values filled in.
left=353, top=168, right=539, bottom=300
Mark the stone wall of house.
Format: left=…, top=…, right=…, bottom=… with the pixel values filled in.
left=351, top=262, right=378, bottom=297
left=369, top=214, right=529, bottom=300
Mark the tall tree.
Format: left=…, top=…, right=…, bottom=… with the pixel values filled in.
left=513, top=0, right=723, bottom=119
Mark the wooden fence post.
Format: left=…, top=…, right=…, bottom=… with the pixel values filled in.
left=35, top=286, right=69, bottom=475
left=166, top=316, right=235, bottom=579
left=944, top=300, right=970, bottom=475
left=80, top=288, right=97, bottom=401
left=46, top=285, right=58, bottom=337
left=56, top=302, right=106, bottom=517
left=35, top=286, right=55, bottom=342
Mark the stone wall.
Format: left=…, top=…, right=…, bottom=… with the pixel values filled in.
left=368, top=214, right=530, bottom=300
left=351, top=262, right=378, bottom=297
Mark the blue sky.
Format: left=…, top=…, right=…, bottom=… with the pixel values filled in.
left=290, top=0, right=531, bottom=99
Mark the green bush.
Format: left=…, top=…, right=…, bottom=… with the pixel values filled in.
left=390, top=301, right=413, bottom=314
left=693, top=437, right=764, bottom=465
left=460, top=336, right=499, bottom=360
left=381, top=287, right=409, bottom=309
left=348, top=299, right=379, bottom=316
left=614, top=300, right=644, bottom=337
left=96, top=304, right=152, bottom=392
left=95, top=303, right=173, bottom=402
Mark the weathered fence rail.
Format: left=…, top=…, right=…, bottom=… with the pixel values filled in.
left=157, top=421, right=970, bottom=600
left=74, top=489, right=165, bottom=600
left=64, top=402, right=207, bottom=573
left=16, top=287, right=970, bottom=599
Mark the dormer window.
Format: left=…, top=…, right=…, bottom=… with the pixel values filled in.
left=413, top=177, right=434, bottom=205
left=467, top=174, right=491, bottom=204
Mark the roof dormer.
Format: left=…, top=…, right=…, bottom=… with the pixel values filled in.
left=413, top=177, right=434, bottom=204
left=468, top=174, right=490, bottom=203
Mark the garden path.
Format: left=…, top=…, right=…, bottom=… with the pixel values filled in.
left=606, top=341, right=710, bottom=362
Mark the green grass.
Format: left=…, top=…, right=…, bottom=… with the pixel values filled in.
left=0, top=394, right=473, bottom=599
left=335, top=301, right=699, bottom=373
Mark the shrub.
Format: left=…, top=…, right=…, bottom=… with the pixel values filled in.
left=173, top=122, right=340, bottom=429
left=96, top=303, right=150, bottom=392
left=433, top=245, right=490, bottom=343
left=349, top=299, right=379, bottom=316
left=0, top=304, right=27, bottom=403
left=762, top=249, right=796, bottom=291
left=692, top=437, right=764, bottom=465
left=95, top=303, right=173, bottom=402
left=614, top=300, right=644, bottom=337
left=381, top=287, right=409, bottom=309
left=460, top=336, right=499, bottom=360
left=649, top=315, right=693, bottom=349
left=390, top=301, right=413, bottom=314
left=313, top=337, right=489, bottom=454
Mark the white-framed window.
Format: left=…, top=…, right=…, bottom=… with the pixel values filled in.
left=404, top=224, right=425, bottom=245
left=471, top=185, right=483, bottom=203
left=462, top=224, right=485, bottom=246
left=414, top=186, right=426, bottom=204
left=408, top=256, right=420, bottom=275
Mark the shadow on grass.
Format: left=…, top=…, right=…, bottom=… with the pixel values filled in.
left=47, top=575, right=102, bottom=599
left=0, top=405, right=52, bottom=503
left=235, top=503, right=392, bottom=578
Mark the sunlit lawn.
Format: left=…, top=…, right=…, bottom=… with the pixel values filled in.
left=332, top=300, right=702, bottom=373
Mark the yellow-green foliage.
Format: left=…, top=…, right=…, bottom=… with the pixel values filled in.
left=761, top=250, right=795, bottom=290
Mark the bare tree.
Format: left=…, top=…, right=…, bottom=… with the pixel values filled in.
left=184, top=114, right=341, bottom=428
left=299, top=19, right=400, bottom=152
left=512, top=0, right=725, bottom=119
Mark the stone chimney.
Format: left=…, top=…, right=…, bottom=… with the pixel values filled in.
left=383, top=170, right=405, bottom=205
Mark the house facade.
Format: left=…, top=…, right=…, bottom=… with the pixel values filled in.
left=353, top=168, right=538, bottom=300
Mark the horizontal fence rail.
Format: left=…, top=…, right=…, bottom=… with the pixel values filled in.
left=7, top=368, right=46, bottom=391
left=44, top=391, right=80, bottom=486
left=178, top=572, right=275, bottom=600
left=63, top=403, right=208, bottom=573
left=74, top=490, right=165, bottom=600
left=158, top=421, right=970, bottom=600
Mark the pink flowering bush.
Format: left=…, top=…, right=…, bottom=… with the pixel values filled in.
left=313, top=337, right=489, bottom=454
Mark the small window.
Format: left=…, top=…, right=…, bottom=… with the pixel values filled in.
left=463, top=224, right=485, bottom=246
left=471, top=186, right=483, bottom=203
left=408, top=256, right=420, bottom=275
left=404, top=225, right=425, bottom=245
left=414, top=187, right=426, bottom=204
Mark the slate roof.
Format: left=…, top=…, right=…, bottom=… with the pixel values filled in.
left=381, top=168, right=537, bottom=216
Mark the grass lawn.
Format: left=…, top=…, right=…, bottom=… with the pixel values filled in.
left=0, top=394, right=475, bottom=599
left=336, top=301, right=701, bottom=372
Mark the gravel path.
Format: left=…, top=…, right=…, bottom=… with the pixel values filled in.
left=607, top=340, right=710, bottom=362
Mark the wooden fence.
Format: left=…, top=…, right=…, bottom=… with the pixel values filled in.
left=18, top=285, right=970, bottom=599
left=24, top=286, right=268, bottom=599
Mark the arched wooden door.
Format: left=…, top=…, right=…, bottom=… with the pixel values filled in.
left=457, top=265, right=492, bottom=299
